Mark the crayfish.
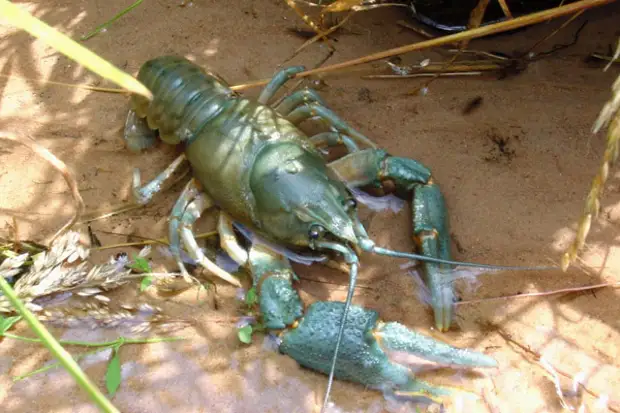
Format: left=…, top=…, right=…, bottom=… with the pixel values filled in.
left=123, top=56, right=554, bottom=410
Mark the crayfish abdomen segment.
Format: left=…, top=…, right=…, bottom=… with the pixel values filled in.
left=131, top=55, right=235, bottom=145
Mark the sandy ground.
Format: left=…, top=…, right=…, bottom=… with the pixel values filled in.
left=1, top=0, right=620, bottom=412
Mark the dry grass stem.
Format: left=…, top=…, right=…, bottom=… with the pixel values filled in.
left=79, top=203, right=144, bottom=224
left=467, top=0, right=492, bottom=38
left=366, top=71, right=485, bottom=79
left=395, top=20, right=438, bottom=40
left=0, top=133, right=85, bottom=246
left=496, top=0, right=513, bottom=18
left=562, top=39, right=620, bottom=271
left=589, top=53, right=620, bottom=65
left=605, top=41, right=620, bottom=68
left=231, top=0, right=615, bottom=91
left=91, top=230, right=218, bottom=251
left=364, top=61, right=508, bottom=79
left=456, top=281, right=620, bottom=305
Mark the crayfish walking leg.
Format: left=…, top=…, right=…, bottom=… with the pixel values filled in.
left=167, top=178, right=242, bottom=287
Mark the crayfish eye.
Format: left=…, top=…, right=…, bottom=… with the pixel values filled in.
left=308, top=224, right=325, bottom=240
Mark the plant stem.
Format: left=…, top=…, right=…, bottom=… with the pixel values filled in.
left=0, top=276, right=120, bottom=413
left=3, top=333, right=185, bottom=347
left=14, top=347, right=110, bottom=381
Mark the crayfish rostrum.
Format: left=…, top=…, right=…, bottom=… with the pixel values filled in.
left=122, top=56, right=550, bottom=409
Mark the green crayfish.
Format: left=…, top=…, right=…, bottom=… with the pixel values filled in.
left=123, top=56, right=554, bottom=410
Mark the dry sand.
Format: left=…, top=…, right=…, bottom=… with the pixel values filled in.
left=1, top=1, right=619, bottom=412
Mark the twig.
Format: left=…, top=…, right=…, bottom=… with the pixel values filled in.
left=496, top=0, right=513, bottom=18
left=456, top=281, right=620, bottom=305
left=230, top=0, right=615, bottom=91
left=0, top=133, right=85, bottom=247
left=523, top=10, right=586, bottom=58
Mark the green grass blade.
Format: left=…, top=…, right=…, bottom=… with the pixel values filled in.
left=0, top=0, right=152, bottom=100
left=105, top=347, right=122, bottom=397
left=237, top=325, right=252, bottom=344
left=81, top=0, right=144, bottom=41
left=0, top=276, right=120, bottom=413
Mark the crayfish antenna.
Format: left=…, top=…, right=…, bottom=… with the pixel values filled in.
left=370, top=246, right=559, bottom=273
left=315, top=242, right=360, bottom=413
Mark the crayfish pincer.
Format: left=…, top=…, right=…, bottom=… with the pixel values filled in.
left=122, top=56, right=555, bottom=409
